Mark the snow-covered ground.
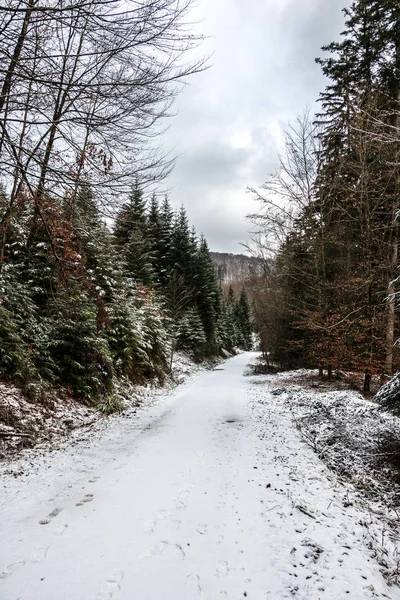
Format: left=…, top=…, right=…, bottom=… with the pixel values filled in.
left=1, top=353, right=399, bottom=599
left=0, top=352, right=205, bottom=458
left=273, top=370, right=400, bottom=508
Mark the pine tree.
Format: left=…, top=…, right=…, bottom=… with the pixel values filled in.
left=316, top=0, right=387, bottom=158
left=313, top=0, right=400, bottom=386
left=107, top=281, right=169, bottom=382
left=0, top=176, right=225, bottom=404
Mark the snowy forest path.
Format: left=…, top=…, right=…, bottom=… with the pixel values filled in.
left=1, top=353, right=399, bottom=600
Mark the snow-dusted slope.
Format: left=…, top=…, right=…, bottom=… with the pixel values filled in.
left=0, top=353, right=398, bottom=599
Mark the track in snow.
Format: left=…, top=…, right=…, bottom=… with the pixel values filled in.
left=0, top=352, right=398, bottom=600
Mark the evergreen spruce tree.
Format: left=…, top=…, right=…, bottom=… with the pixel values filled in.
left=157, top=195, right=174, bottom=285
left=0, top=269, right=39, bottom=393
left=216, top=294, right=239, bottom=353
left=24, top=209, right=58, bottom=308
left=195, top=236, right=218, bottom=349
left=176, top=307, right=207, bottom=360
left=312, top=0, right=400, bottom=386
left=40, top=284, right=113, bottom=400
left=114, top=181, right=154, bottom=286
left=125, top=229, right=154, bottom=287
left=170, top=205, right=197, bottom=285
left=137, top=287, right=171, bottom=380
left=237, top=289, right=253, bottom=350
left=114, top=179, right=148, bottom=246
left=148, top=194, right=163, bottom=283
left=73, top=185, right=119, bottom=303
left=107, top=278, right=170, bottom=382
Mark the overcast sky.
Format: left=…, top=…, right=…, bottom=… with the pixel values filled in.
left=164, top=0, right=349, bottom=253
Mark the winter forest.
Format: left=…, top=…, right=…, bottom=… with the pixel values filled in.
left=1, top=0, right=400, bottom=412
left=0, top=0, right=252, bottom=405
left=5, top=1, right=400, bottom=598
left=1, top=0, right=400, bottom=410
left=249, top=0, right=400, bottom=404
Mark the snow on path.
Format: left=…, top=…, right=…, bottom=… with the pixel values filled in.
left=0, top=352, right=398, bottom=600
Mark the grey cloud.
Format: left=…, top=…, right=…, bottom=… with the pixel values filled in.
left=176, top=143, right=250, bottom=187
left=164, top=0, right=351, bottom=253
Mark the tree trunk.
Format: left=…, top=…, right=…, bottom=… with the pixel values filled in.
left=385, top=33, right=400, bottom=377
left=0, top=0, right=35, bottom=152
left=384, top=256, right=397, bottom=377
left=363, top=370, right=371, bottom=394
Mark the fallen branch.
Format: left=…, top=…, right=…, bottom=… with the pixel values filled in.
left=0, top=431, right=32, bottom=438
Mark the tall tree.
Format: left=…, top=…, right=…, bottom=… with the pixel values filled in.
left=195, top=236, right=218, bottom=347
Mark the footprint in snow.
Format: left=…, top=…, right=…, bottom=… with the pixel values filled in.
left=0, top=560, right=26, bottom=579
left=139, top=540, right=185, bottom=560
left=186, top=574, right=202, bottom=595
left=39, top=507, right=63, bottom=525
left=215, top=561, right=229, bottom=578
left=76, top=493, right=94, bottom=506
left=31, top=546, right=49, bottom=563
left=143, top=521, right=156, bottom=533
left=176, top=488, right=190, bottom=502
left=197, top=523, right=208, bottom=535
left=55, top=523, right=68, bottom=535
left=113, top=463, right=127, bottom=471
left=96, top=568, right=124, bottom=600
left=301, top=538, right=324, bottom=563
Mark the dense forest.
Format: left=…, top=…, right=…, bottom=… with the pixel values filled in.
left=0, top=0, right=252, bottom=404
left=249, top=0, right=400, bottom=394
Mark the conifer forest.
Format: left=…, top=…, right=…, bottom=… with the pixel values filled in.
left=0, top=0, right=252, bottom=404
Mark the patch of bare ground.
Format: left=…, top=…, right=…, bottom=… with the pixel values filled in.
left=276, top=370, right=382, bottom=398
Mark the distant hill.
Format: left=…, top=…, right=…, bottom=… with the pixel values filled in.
left=211, top=252, right=264, bottom=285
